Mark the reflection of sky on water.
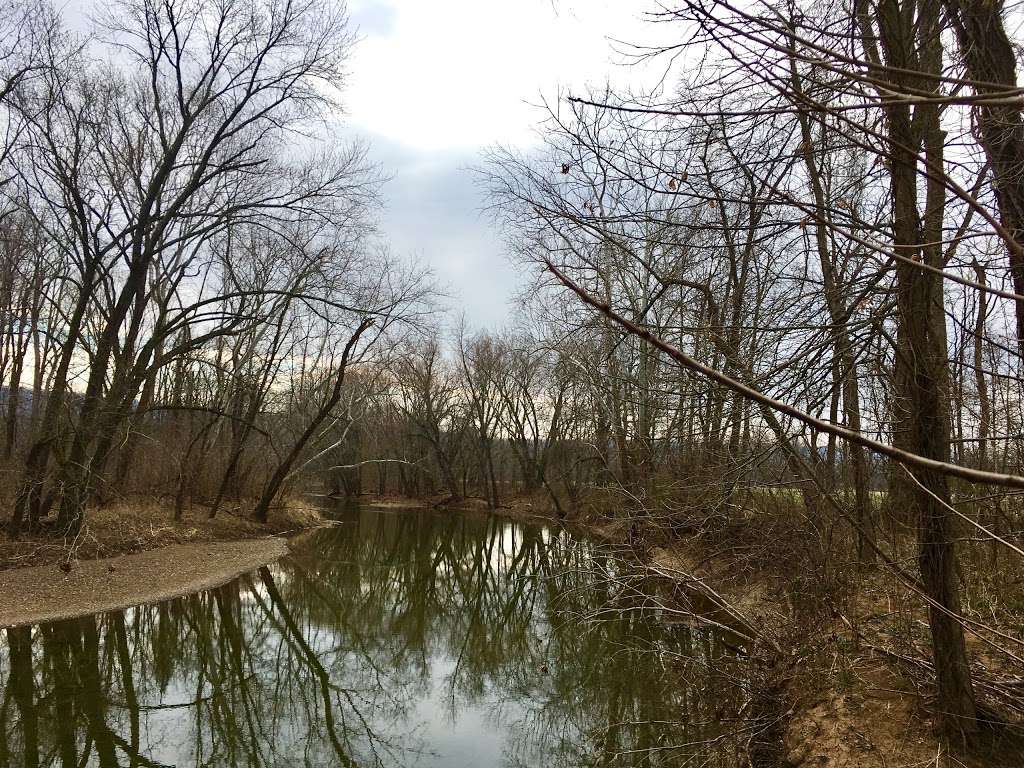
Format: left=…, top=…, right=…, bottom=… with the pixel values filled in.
left=1, top=507, right=754, bottom=768
left=408, top=655, right=513, bottom=768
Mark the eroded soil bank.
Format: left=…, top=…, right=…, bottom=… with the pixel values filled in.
left=402, top=492, right=1021, bottom=768
left=0, top=537, right=289, bottom=628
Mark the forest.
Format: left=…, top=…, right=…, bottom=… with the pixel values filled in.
left=1, top=0, right=1024, bottom=764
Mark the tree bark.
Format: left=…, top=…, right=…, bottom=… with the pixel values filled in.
left=943, top=0, right=1024, bottom=344
left=868, top=0, right=979, bottom=735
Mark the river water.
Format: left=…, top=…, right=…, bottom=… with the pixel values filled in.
left=0, top=506, right=761, bottom=767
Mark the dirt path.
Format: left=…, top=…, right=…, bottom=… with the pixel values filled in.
left=0, top=537, right=289, bottom=628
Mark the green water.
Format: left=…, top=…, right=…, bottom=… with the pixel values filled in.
left=0, top=506, right=760, bottom=767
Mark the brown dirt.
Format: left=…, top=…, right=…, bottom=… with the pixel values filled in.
left=0, top=537, right=290, bottom=628
left=649, top=541, right=1019, bottom=767
left=0, top=495, right=329, bottom=628
left=782, top=661, right=940, bottom=768
left=486, top=497, right=1014, bottom=768
left=648, top=545, right=787, bottom=637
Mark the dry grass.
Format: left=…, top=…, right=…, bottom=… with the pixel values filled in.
left=0, top=495, right=325, bottom=571
left=515, top=485, right=1024, bottom=768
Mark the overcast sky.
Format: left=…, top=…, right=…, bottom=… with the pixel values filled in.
left=341, top=0, right=659, bottom=328
left=65, top=0, right=661, bottom=328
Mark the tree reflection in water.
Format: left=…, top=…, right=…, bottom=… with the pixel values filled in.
left=0, top=508, right=758, bottom=767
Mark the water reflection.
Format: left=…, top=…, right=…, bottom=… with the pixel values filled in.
left=0, top=507, right=756, bottom=767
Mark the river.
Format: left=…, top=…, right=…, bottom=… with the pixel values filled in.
left=0, top=506, right=762, bottom=767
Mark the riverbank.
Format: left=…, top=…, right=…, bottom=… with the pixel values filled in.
left=644, top=541, right=947, bottom=768
left=360, top=492, right=561, bottom=521
left=443, top=492, right=1020, bottom=768
left=0, top=537, right=290, bottom=628
left=0, top=496, right=328, bottom=628
left=360, top=492, right=493, bottom=512
left=0, top=496, right=325, bottom=571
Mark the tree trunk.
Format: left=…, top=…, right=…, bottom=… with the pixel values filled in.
left=943, top=0, right=1024, bottom=344
left=252, top=319, right=372, bottom=523
left=864, top=0, right=978, bottom=734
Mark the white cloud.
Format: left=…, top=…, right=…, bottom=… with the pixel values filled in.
left=344, top=0, right=655, bottom=151
left=338, top=1, right=668, bottom=327
left=65, top=0, right=663, bottom=327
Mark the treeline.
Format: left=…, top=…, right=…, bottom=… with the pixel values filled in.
left=3, top=0, right=1024, bottom=745
left=0, top=0, right=428, bottom=531
left=320, top=326, right=828, bottom=511
left=472, top=0, right=1024, bottom=744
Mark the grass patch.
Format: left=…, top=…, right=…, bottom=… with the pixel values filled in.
left=0, top=495, right=325, bottom=571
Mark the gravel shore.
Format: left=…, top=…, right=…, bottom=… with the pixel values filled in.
left=0, top=537, right=289, bottom=628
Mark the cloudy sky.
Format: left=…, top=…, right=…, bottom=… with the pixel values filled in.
left=65, top=0, right=664, bottom=327
left=340, top=0, right=660, bottom=327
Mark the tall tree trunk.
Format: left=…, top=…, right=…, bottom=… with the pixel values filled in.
left=971, top=261, right=998, bottom=564
left=865, top=0, right=979, bottom=734
left=787, top=45, right=874, bottom=560
left=943, top=0, right=1024, bottom=344
left=971, top=262, right=991, bottom=471
left=10, top=280, right=93, bottom=534
left=4, top=350, right=24, bottom=459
